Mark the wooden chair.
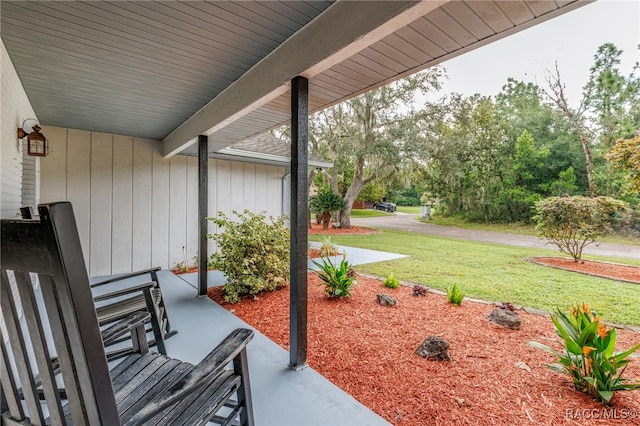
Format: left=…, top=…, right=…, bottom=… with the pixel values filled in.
left=1, top=202, right=255, bottom=425
left=19, top=206, right=175, bottom=359
left=91, top=266, right=177, bottom=359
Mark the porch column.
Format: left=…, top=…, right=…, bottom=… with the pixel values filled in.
left=198, top=135, right=208, bottom=296
left=289, top=76, right=309, bottom=370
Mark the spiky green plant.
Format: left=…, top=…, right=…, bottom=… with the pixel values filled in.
left=530, top=304, right=640, bottom=405
left=446, top=284, right=465, bottom=306
left=312, top=255, right=357, bottom=299
left=383, top=273, right=400, bottom=289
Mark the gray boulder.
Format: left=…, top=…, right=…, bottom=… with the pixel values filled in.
left=487, top=308, right=521, bottom=330
left=415, top=336, right=451, bottom=361
left=377, top=293, right=397, bottom=307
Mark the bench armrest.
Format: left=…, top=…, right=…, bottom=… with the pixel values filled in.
left=92, top=281, right=156, bottom=302
left=101, top=311, right=151, bottom=346
left=129, top=328, right=254, bottom=424
left=91, top=266, right=161, bottom=288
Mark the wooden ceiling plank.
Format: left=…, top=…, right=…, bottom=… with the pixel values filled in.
left=440, top=2, right=495, bottom=39
left=495, top=1, right=535, bottom=26
left=466, top=1, right=514, bottom=33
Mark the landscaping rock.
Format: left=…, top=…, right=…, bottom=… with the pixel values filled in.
left=377, top=293, right=397, bottom=307
left=487, top=308, right=521, bottom=330
left=415, top=336, right=450, bottom=361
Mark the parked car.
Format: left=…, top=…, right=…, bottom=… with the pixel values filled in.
left=373, top=202, right=397, bottom=212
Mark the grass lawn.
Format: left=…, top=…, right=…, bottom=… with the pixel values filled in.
left=396, top=206, right=422, bottom=214
left=349, top=209, right=390, bottom=218
left=427, top=215, right=538, bottom=236
left=310, top=229, right=640, bottom=326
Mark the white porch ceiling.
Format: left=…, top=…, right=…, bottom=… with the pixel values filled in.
left=1, top=1, right=590, bottom=158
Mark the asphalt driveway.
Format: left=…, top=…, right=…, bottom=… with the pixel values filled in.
left=351, top=213, right=640, bottom=260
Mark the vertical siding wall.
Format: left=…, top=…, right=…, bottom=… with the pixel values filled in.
left=40, top=126, right=285, bottom=276
left=1, top=40, right=39, bottom=219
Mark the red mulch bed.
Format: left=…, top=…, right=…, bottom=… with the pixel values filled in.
left=209, top=265, right=640, bottom=425
left=308, top=222, right=376, bottom=235
left=533, top=257, right=640, bottom=284
left=171, top=267, right=199, bottom=275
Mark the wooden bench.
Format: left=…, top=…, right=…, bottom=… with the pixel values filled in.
left=1, top=202, right=255, bottom=425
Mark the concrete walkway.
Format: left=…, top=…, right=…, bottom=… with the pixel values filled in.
left=351, top=213, right=640, bottom=260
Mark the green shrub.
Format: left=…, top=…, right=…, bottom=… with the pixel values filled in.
left=534, top=196, right=627, bottom=262
left=312, top=255, right=357, bottom=299
left=393, top=196, right=420, bottom=206
left=529, top=304, right=640, bottom=405
left=207, top=210, right=289, bottom=303
left=446, top=284, right=465, bottom=306
left=383, top=273, right=400, bottom=289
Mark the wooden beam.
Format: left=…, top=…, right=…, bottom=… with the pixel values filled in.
left=289, top=76, right=309, bottom=370
left=162, top=1, right=444, bottom=157
left=198, top=135, right=208, bottom=296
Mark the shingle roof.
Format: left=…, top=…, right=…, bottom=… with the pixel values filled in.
left=213, top=133, right=332, bottom=168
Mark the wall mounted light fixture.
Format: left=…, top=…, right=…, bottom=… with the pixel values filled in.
left=18, top=118, right=48, bottom=157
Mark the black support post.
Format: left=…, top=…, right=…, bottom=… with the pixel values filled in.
left=198, top=135, right=209, bottom=296
left=289, top=76, right=309, bottom=370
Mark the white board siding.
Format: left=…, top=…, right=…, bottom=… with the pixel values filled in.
left=185, top=158, right=199, bottom=266
left=207, top=159, right=219, bottom=256
left=1, top=39, right=38, bottom=218
left=255, top=165, right=269, bottom=213
left=112, top=135, right=134, bottom=274
left=230, top=161, right=245, bottom=214
left=39, top=126, right=285, bottom=275
left=132, top=139, right=154, bottom=271
left=151, top=142, right=171, bottom=270
left=89, top=132, right=113, bottom=276
left=39, top=127, right=68, bottom=202
left=66, top=129, right=91, bottom=263
left=267, top=167, right=283, bottom=215
left=215, top=160, right=232, bottom=219
left=168, top=156, right=188, bottom=270
left=21, top=149, right=38, bottom=208
left=243, top=163, right=257, bottom=213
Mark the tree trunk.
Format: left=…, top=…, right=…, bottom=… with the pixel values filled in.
left=578, top=133, right=597, bottom=197
left=545, top=65, right=597, bottom=197
left=339, top=157, right=367, bottom=229
left=322, top=211, right=331, bottom=229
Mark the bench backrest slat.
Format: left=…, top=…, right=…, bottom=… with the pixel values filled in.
left=1, top=202, right=120, bottom=425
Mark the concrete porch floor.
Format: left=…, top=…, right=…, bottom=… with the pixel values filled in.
left=132, top=246, right=405, bottom=425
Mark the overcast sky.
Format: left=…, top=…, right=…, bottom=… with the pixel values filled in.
left=435, top=0, right=639, bottom=105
